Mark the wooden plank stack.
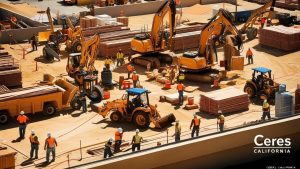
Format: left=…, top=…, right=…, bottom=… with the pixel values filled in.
left=231, top=56, right=244, bottom=70
left=0, top=150, right=17, bottom=169
left=117, top=17, right=129, bottom=26
left=82, top=25, right=129, bottom=37
left=259, top=25, right=300, bottom=51
left=200, top=87, right=250, bottom=115
left=0, top=50, right=22, bottom=88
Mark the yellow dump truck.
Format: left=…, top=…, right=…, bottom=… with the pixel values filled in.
left=0, top=76, right=79, bottom=124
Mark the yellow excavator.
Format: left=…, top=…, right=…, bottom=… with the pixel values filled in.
left=92, top=88, right=176, bottom=128
left=178, top=9, right=243, bottom=71
left=130, top=0, right=176, bottom=68
left=239, top=0, right=276, bottom=40
left=66, top=34, right=103, bottom=102
left=65, top=16, right=83, bottom=53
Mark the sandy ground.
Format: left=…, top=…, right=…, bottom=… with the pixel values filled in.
left=0, top=2, right=300, bottom=169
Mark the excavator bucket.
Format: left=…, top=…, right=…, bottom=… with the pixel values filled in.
left=154, top=113, right=176, bottom=128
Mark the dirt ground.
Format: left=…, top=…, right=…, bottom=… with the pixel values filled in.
left=0, top=2, right=300, bottom=169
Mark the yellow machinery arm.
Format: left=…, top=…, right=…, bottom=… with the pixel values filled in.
left=46, top=7, right=54, bottom=33
left=66, top=16, right=75, bottom=31
left=80, top=34, right=100, bottom=73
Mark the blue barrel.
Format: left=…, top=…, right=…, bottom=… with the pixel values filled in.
left=279, top=84, right=286, bottom=93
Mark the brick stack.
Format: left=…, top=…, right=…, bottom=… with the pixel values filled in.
left=231, top=56, right=244, bottom=70
left=199, top=87, right=249, bottom=115
left=117, top=17, right=129, bottom=26
left=82, top=25, right=129, bottom=37
left=0, top=50, right=22, bottom=89
left=259, top=25, right=300, bottom=51
left=173, top=31, right=200, bottom=51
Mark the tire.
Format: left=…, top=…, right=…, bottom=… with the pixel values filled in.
left=70, top=96, right=82, bottom=110
left=246, top=27, right=258, bottom=40
left=110, top=111, right=122, bottom=122
left=244, top=83, right=256, bottom=98
left=72, top=40, right=82, bottom=53
left=0, top=111, right=10, bottom=124
left=133, top=111, right=150, bottom=128
left=87, top=85, right=103, bottom=103
left=43, top=103, right=56, bottom=116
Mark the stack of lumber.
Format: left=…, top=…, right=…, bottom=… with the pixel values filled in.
left=160, top=93, right=188, bottom=105
left=0, top=85, right=60, bottom=102
left=199, top=87, right=249, bottom=115
left=231, top=56, right=244, bottom=70
left=0, top=50, right=22, bottom=88
left=82, top=25, right=129, bottom=37
left=173, top=31, right=201, bottom=51
left=117, top=17, right=129, bottom=26
left=259, top=25, right=300, bottom=51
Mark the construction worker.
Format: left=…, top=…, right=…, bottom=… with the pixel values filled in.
left=132, top=71, right=138, bottom=88
left=114, top=128, right=123, bottom=153
left=178, top=71, right=185, bottom=83
left=17, top=111, right=29, bottom=139
left=177, top=81, right=185, bottom=105
left=267, top=18, right=272, bottom=27
left=262, top=99, right=271, bottom=120
left=132, top=129, right=143, bottom=152
left=172, top=120, right=181, bottom=142
left=127, top=64, right=134, bottom=79
left=261, top=16, right=266, bottom=28
left=79, top=91, right=87, bottom=113
left=104, top=56, right=113, bottom=70
left=169, top=67, right=176, bottom=84
left=116, top=49, right=124, bottom=67
left=104, top=138, right=114, bottom=158
left=44, top=132, right=57, bottom=163
left=30, top=34, right=38, bottom=51
left=10, top=16, right=17, bottom=29
left=190, top=113, right=200, bottom=138
left=29, top=130, right=39, bottom=159
left=246, top=48, right=253, bottom=65
left=217, top=110, right=225, bottom=132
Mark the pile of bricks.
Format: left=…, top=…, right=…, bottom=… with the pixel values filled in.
left=259, top=25, right=300, bottom=51
left=0, top=50, right=22, bottom=89
left=117, top=17, right=129, bottom=26
left=80, top=15, right=98, bottom=28
left=199, top=87, right=250, bottom=115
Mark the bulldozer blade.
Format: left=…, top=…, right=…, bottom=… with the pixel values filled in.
left=155, top=113, right=176, bottom=128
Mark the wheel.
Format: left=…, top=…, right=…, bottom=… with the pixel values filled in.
left=244, top=84, right=256, bottom=98
left=110, top=111, right=122, bottom=122
left=133, top=111, right=150, bottom=128
left=0, top=111, right=10, bottom=124
left=70, top=96, right=82, bottom=110
left=43, top=103, right=56, bottom=116
left=246, top=27, right=258, bottom=40
left=87, top=85, right=103, bottom=103
left=72, top=41, right=82, bottom=53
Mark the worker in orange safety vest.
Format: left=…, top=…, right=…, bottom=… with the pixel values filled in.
left=127, top=64, right=134, bottom=79
left=177, top=81, right=185, bottom=105
left=190, top=113, right=200, bottom=138
left=217, top=110, right=225, bottom=132
left=132, top=71, right=138, bottom=88
left=44, top=132, right=57, bottom=163
left=114, top=128, right=123, bottom=153
left=246, top=48, right=253, bottom=65
left=29, top=130, right=39, bottom=159
left=17, top=111, right=29, bottom=139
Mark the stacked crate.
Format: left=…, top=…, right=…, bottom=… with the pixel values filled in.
left=259, top=25, right=300, bottom=51
left=117, top=17, right=129, bottom=26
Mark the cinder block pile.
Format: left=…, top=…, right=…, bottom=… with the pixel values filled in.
left=259, top=25, right=300, bottom=51
left=199, top=87, right=250, bottom=115
left=0, top=50, right=22, bottom=88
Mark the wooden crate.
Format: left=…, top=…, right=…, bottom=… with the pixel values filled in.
left=231, top=56, right=244, bottom=70
left=0, top=150, right=17, bottom=169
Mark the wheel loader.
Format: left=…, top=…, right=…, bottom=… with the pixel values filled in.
left=91, top=88, right=176, bottom=128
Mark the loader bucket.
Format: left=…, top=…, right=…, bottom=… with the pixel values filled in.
left=154, top=113, right=176, bottom=128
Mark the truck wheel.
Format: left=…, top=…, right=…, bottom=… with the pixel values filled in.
left=246, top=27, right=258, bottom=40
left=71, top=96, right=82, bottom=110
left=72, top=41, right=82, bottom=53
left=244, top=84, right=256, bottom=98
left=133, top=111, right=150, bottom=128
left=43, top=103, right=56, bottom=116
left=110, top=111, right=122, bottom=122
left=88, top=85, right=103, bottom=103
left=0, top=111, right=10, bottom=124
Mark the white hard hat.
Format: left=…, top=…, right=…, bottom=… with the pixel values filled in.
left=47, top=132, right=51, bottom=137
left=264, top=99, right=267, bottom=103
left=31, top=130, right=35, bottom=134
left=109, top=138, right=114, bottom=142
left=20, top=111, right=25, bottom=115
left=136, top=129, right=140, bottom=133
left=118, top=128, right=123, bottom=133
left=193, top=113, right=197, bottom=117
left=218, top=110, right=222, bottom=114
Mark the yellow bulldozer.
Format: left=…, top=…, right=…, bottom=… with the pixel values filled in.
left=91, top=88, right=176, bottom=128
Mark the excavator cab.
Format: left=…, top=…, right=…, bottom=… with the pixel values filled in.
left=68, top=53, right=81, bottom=69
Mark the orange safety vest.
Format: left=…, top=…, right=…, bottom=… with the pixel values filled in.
left=132, top=74, right=138, bottom=81
left=46, top=137, right=56, bottom=148
left=17, top=115, right=28, bottom=124
left=246, top=49, right=253, bottom=57
left=194, top=118, right=200, bottom=126
left=29, top=135, right=39, bottom=144
left=115, top=131, right=123, bottom=141
left=218, top=115, right=225, bottom=124
left=177, top=84, right=184, bottom=91
left=175, top=0, right=181, bottom=5
left=127, top=65, right=133, bottom=72
left=11, top=16, right=17, bottom=22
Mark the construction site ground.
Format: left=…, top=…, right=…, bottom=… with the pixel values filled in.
left=0, top=1, right=300, bottom=169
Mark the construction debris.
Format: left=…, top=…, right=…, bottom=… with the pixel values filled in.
left=200, top=87, right=250, bottom=115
